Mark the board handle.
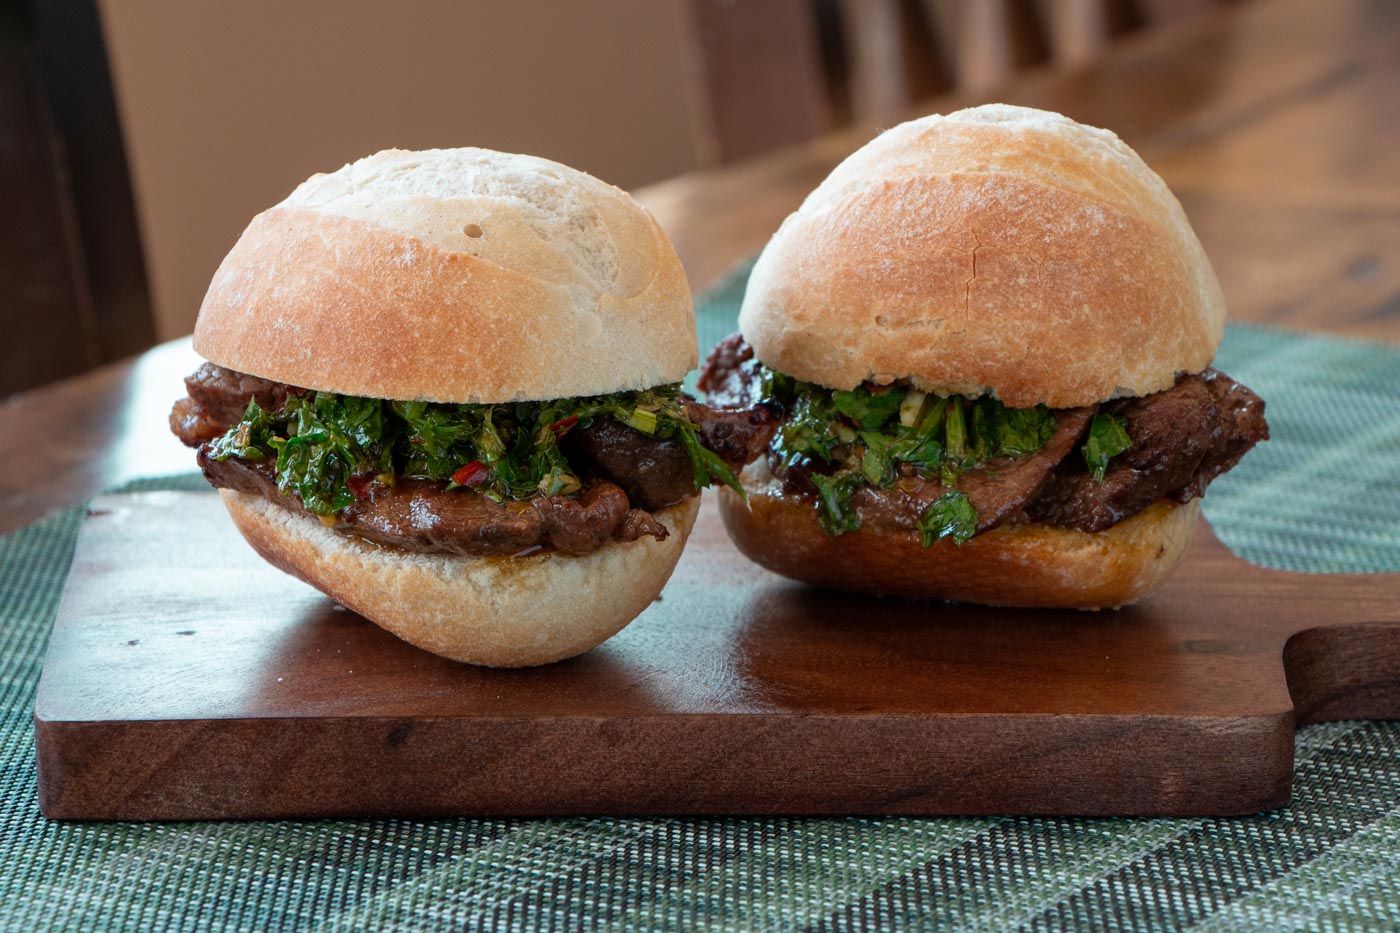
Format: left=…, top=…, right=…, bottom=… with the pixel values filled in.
left=1284, top=623, right=1400, bottom=724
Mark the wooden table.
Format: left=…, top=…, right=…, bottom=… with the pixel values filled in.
left=1, top=0, right=1395, bottom=537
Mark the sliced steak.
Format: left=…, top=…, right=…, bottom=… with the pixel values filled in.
left=1173, top=369, right=1269, bottom=501
left=1027, top=371, right=1266, bottom=531
left=170, top=397, right=235, bottom=447
left=849, top=406, right=1095, bottom=534
left=954, top=407, right=1096, bottom=529
left=683, top=397, right=779, bottom=469
left=339, top=479, right=547, bottom=556
left=197, top=447, right=666, bottom=558
left=614, top=507, right=670, bottom=542
left=1029, top=376, right=1214, bottom=531
left=702, top=331, right=1269, bottom=535
left=697, top=332, right=766, bottom=408
left=198, top=448, right=282, bottom=499
left=565, top=419, right=696, bottom=511
left=174, top=362, right=771, bottom=513
left=701, top=331, right=1101, bottom=530
left=186, top=362, right=295, bottom=418
left=566, top=398, right=777, bottom=510
left=171, top=363, right=301, bottom=447
left=535, top=482, right=634, bottom=556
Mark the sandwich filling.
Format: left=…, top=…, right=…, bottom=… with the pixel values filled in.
left=171, top=363, right=777, bottom=557
left=699, top=333, right=1268, bottom=544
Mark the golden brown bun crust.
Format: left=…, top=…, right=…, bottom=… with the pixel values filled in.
left=221, top=489, right=699, bottom=667
left=717, top=480, right=1198, bottom=609
left=195, top=148, right=696, bottom=403
left=740, top=105, right=1226, bottom=408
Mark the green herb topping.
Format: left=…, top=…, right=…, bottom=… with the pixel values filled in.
left=917, top=490, right=979, bottom=547
left=1082, top=412, right=1133, bottom=483
left=208, top=385, right=742, bottom=517
left=809, top=471, right=866, bottom=537
left=751, top=365, right=1133, bottom=545
left=758, top=368, right=1060, bottom=546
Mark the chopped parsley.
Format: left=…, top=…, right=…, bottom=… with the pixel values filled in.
left=748, top=364, right=1135, bottom=545
left=754, top=366, right=1061, bottom=546
left=1082, top=412, right=1133, bottom=482
left=917, top=490, right=979, bottom=547
left=209, top=385, right=741, bottom=517
left=809, top=471, right=865, bottom=536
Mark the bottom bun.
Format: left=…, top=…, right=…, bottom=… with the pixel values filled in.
left=717, top=472, right=1199, bottom=609
left=221, top=489, right=699, bottom=667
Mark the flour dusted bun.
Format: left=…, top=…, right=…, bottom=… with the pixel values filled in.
left=740, top=104, right=1225, bottom=408
left=222, top=490, right=699, bottom=667
left=195, top=148, right=695, bottom=403
left=717, top=475, right=1198, bottom=609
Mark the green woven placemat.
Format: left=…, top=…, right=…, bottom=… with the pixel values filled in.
left=2, top=263, right=1399, bottom=931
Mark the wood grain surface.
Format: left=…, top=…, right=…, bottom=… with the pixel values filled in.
left=0, top=0, right=1396, bottom=539
left=33, top=492, right=1400, bottom=820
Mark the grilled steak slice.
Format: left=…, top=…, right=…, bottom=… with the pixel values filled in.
left=614, top=507, right=670, bottom=542
left=186, top=362, right=294, bottom=419
left=565, top=419, right=696, bottom=512
left=535, top=482, right=636, bottom=556
left=1028, top=370, right=1267, bottom=531
left=848, top=406, right=1095, bottom=534
left=566, top=399, right=777, bottom=511
left=700, top=331, right=1270, bottom=535
left=1173, top=368, right=1269, bottom=501
left=697, top=332, right=766, bottom=408
left=173, top=360, right=775, bottom=556
left=702, top=332, right=1099, bottom=532
left=175, top=362, right=771, bottom=514
left=170, top=397, right=233, bottom=447
left=341, top=480, right=548, bottom=555
left=197, top=448, right=666, bottom=558
left=171, top=363, right=301, bottom=447
left=683, top=397, right=779, bottom=468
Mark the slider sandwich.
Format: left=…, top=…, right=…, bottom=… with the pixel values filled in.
left=700, top=105, right=1268, bottom=608
left=172, top=148, right=775, bottom=665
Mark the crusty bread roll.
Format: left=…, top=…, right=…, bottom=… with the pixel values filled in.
left=191, top=148, right=705, bottom=666
left=718, top=471, right=1198, bottom=609
left=224, top=490, right=699, bottom=667
left=724, top=105, right=1227, bottom=607
left=740, top=104, right=1225, bottom=409
left=195, top=148, right=696, bottom=404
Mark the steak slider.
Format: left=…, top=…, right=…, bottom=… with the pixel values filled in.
left=700, top=106, right=1268, bottom=608
left=172, top=148, right=774, bottom=665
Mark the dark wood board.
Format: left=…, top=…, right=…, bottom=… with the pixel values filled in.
left=34, top=491, right=1400, bottom=821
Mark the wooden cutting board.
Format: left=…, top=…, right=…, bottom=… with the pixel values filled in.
left=34, top=491, right=1400, bottom=820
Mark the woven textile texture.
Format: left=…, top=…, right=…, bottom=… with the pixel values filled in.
left=2, top=262, right=1399, bottom=931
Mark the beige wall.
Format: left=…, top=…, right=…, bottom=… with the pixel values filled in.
left=100, top=0, right=705, bottom=340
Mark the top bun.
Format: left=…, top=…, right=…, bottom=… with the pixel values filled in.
left=739, top=105, right=1225, bottom=408
left=194, top=148, right=696, bottom=403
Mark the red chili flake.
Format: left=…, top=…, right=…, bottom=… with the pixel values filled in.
left=549, top=414, right=579, bottom=437
left=346, top=475, right=373, bottom=500
left=452, top=460, right=490, bottom=487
